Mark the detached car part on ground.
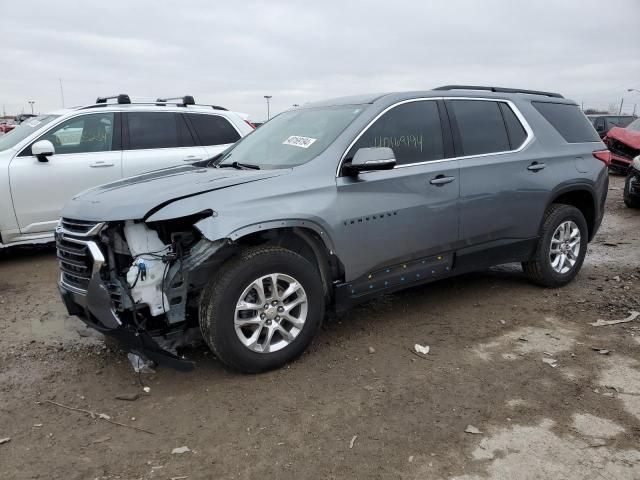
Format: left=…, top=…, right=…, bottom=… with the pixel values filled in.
left=624, top=156, right=640, bottom=208
left=604, top=118, right=640, bottom=174
left=58, top=86, right=609, bottom=373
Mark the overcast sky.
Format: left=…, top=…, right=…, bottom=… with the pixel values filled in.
left=1, top=0, right=639, bottom=120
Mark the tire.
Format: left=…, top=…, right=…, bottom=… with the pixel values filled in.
left=522, top=204, right=588, bottom=288
left=199, top=246, right=325, bottom=373
left=623, top=174, right=640, bottom=209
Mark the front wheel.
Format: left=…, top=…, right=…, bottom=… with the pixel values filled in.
left=199, top=246, right=325, bottom=373
left=523, top=204, right=588, bottom=288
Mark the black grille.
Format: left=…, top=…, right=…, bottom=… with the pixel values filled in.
left=607, top=139, right=639, bottom=161
left=60, top=218, right=100, bottom=235
left=106, top=282, right=124, bottom=310
left=57, top=237, right=93, bottom=291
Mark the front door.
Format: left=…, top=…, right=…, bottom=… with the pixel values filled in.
left=9, top=112, right=122, bottom=234
left=335, top=99, right=460, bottom=282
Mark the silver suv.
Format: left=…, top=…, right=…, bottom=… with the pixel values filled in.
left=57, top=86, right=610, bottom=373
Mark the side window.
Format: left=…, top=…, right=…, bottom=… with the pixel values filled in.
left=347, top=101, right=444, bottom=166
left=28, top=113, right=115, bottom=155
left=450, top=100, right=510, bottom=156
left=606, top=117, right=621, bottom=129
left=619, top=117, right=635, bottom=128
left=499, top=103, right=528, bottom=149
left=127, top=112, right=180, bottom=150
left=186, top=114, right=241, bottom=146
left=531, top=101, right=600, bottom=143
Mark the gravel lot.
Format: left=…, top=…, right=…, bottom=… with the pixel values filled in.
left=1, top=175, right=640, bottom=479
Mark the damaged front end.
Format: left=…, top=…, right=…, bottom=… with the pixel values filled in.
left=604, top=127, right=640, bottom=174
left=56, top=215, right=226, bottom=371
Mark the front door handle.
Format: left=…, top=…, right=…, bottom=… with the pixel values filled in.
left=183, top=156, right=203, bottom=162
left=429, top=175, right=455, bottom=186
left=90, top=161, right=115, bottom=168
left=527, top=162, right=546, bottom=172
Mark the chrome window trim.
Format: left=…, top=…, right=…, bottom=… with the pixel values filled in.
left=336, top=96, right=534, bottom=177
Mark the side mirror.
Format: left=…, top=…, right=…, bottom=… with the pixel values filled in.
left=32, top=140, right=55, bottom=162
left=343, top=147, right=396, bottom=176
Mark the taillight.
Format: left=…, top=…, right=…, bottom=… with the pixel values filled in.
left=593, top=150, right=611, bottom=166
left=244, top=120, right=256, bottom=129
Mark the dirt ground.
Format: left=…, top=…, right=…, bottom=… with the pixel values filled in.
left=1, top=175, right=640, bottom=480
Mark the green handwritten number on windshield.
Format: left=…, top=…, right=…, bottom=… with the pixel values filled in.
left=373, top=135, right=423, bottom=152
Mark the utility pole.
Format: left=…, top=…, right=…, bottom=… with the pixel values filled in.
left=618, top=98, right=624, bottom=115
left=263, top=95, right=272, bottom=120
left=59, top=78, right=65, bottom=108
left=28, top=101, right=35, bottom=115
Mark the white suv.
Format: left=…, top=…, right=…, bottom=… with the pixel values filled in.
left=0, top=95, right=254, bottom=248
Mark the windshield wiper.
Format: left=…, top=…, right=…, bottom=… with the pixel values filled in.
left=217, top=161, right=261, bottom=170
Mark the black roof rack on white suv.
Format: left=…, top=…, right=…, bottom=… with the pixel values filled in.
left=433, top=85, right=564, bottom=99
left=79, top=94, right=229, bottom=111
left=96, top=94, right=132, bottom=104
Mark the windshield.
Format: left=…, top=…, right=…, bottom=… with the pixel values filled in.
left=0, top=115, right=60, bottom=152
left=217, top=105, right=365, bottom=169
left=627, top=118, right=640, bottom=132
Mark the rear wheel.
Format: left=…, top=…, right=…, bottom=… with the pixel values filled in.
left=199, top=246, right=324, bottom=373
left=523, top=204, right=588, bottom=287
left=624, top=174, right=640, bottom=208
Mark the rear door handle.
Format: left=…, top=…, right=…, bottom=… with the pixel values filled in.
left=90, top=161, right=115, bottom=168
left=429, top=175, right=455, bottom=186
left=183, top=156, right=203, bottom=162
left=527, top=162, right=546, bottom=172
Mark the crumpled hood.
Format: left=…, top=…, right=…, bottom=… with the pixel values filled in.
left=606, top=127, right=640, bottom=149
left=61, top=165, right=287, bottom=221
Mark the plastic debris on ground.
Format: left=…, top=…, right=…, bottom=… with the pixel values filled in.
left=171, top=446, right=191, bottom=454
left=542, top=357, right=559, bottom=368
left=590, top=311, right=640, bottom=327
left=464, top=425, right=482, bottom=434
left=127, top=352, right=156, bottom=374
left=414, top=344, right=430, bottom=355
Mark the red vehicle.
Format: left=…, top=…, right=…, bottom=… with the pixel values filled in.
left=604, top=118, right=640, bottom=174
left=0, top=122, right=16, bottom=135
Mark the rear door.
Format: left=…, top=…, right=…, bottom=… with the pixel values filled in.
left=122, top=111, right=208, bottom=177
left=183, top=113, right=242, bottom=157
left=335, top=99, right=460, bottom=282
left=9, top=112, right=122, bottom=234
left=450, top=98, right=548, bottom=266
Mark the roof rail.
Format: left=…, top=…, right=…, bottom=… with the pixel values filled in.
left=433, top=85, right=564, bottom=99
left=156, top=95, right=196, bottom=107
left=78, top=96, right=229, bottom=111
left=96, top=94, right=131, bottom=104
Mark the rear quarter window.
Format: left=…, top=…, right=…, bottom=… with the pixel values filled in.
left=186, top=114, right=241, bottom=146
left=532, top=102, right=600, bottom=143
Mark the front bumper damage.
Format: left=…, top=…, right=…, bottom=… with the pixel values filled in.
left=55, top=219, right=228, bottom=372
left=59, top=274, right=196, bottom=371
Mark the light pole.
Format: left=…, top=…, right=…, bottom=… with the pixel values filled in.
left=264, top=95, right=272, bottom=120
left=28, top=101, right=35, bottom=115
